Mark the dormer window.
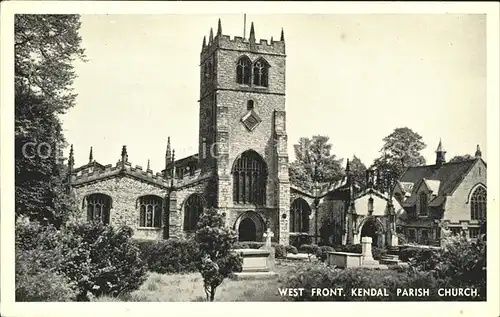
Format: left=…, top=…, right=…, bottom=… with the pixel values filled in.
left=253, top=59, right=269, bottom=87
left=419, top=192, right=428, bottom=216
left=236, top=56, right=251, bottom=85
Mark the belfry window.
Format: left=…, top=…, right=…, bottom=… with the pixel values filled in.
left=232, top=150, right=267, bottom=205
left=253, top=59, right=269, bottom=87
left=86, top=193, right=112, bottom=225
left=138, top=195, right=163, bottom=228
left=470, top=186, right=486, bottom=220
left=236, top=56, right=251, bottom=85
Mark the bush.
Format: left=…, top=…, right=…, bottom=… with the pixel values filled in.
left=135, top=238, right=199, bottom=274
left=274, top=244, right=287, bottom=259
left=285, top=245, right=298, bottom=255
left=16, top=239, right=77, bottom=301
left=408, top=235, right=486, bottom=300
left=282, top=263, right=441, bottom=301
left=61, top=221, right=148, bottom=301
left=16, top=219, right=148, bottom=301
left=339, top=244, right=362, bottom=254
left=299, top=244, right=320, bottom=255
left=289, top=235, right=312, bottom=248
left=371, top=246, right=387, bottom=260
left=316, top=245, right=335, bottom=262
left=399, top=246, right=421, bottom=262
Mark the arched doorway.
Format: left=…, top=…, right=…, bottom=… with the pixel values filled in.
left=239, top=218, right=257, bottom=241
left=360, top=217, right=384, bottom=247
left=235, top=211, right=265, bottom=242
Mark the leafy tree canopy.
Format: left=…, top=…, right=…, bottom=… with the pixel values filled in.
left=289, top=135, right=344, bottom=191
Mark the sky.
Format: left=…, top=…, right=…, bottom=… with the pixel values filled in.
left=61, top=14, right=487, bottom=173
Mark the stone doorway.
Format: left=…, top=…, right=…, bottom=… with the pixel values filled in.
left=238, top=218, right=256, bottom=241
left=360, top=217, right=384, bottom=248
left=235, top=211, right=265, bottom=242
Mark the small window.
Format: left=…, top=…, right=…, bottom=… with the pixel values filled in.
left=420, top=229, right=429, bottom=245
left=469, top=227, right=480, bottom=239
left=408, top=228, right=416, bottom=243
left=247, top=100, right=254, bottom=110
left=419, top=192, right=428, bottom=216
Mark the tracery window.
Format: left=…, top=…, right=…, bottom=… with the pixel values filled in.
left=138, top=195, right=163, bottom=228
left=184, top=194, right=204, bottom=231
left=86, top=193, right=112, bottom=225
left=252, top=59, right=269, bottom=87
left=236, top=56, right=251, bottom=85
left=232, top=150, right=267, bottom=205
left=290, top=199, right=311, bottom=233
left=470, top=186, right=486, bottom=220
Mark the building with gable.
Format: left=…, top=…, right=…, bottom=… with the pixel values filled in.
left=394, top=141, right=487, bottom=245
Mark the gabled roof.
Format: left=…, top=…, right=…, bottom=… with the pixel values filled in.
left=73, top=160, right=105, bottom=173
left=399, top=158, right=480, bottom=206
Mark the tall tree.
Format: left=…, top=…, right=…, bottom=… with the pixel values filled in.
left=350, top=155, right=367, bottom=186
left=289, top=135, right=344, bottom=191
left=450, top=154, right=474, bottom=163
left=15, top=15, right=86, bottom=225
left=371, top=127, right=426, bottom=179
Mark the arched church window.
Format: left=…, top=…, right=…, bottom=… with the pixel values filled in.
left=184, top=194, right=204, bottom=231
left=236, top=56, right=251, bottom=85
left=290, top=199, right=311, bottom=233
left=232, top=150, right=267, bottom=205
left=470, top=186, right=486, bottom=220
left=419, top=192, right=428, bottom=216
left=86, top=193, right=112, bottom=225
left=138, top=195, right=163, bottom=228
left=253, top=59, right=269, bottom=87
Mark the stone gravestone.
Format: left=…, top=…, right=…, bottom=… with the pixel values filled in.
left=360, top=236, right=386, bottom=268
left=260, top=228, right=276, bottom=271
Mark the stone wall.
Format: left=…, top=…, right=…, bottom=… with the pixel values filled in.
left=444, top=159, right=487, bottom=225
left=73, top=175, right=170, bottom=240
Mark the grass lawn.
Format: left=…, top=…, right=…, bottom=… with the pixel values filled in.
left=94, top=259, right=311, bottom=302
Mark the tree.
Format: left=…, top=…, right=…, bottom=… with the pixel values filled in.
left=195, top=208, right=243, bottom=301
left=350, top=155, right=367, bottom=186
left=371, top=127, right=426, bottom=179
left=449, top=154, right=474, bottom=163
left=289, top=136, right=344, bottom=191
left=15, top=15, right=86, bottom=225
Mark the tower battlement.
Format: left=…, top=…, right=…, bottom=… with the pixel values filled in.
left=200, top=20, right=285, bottom=62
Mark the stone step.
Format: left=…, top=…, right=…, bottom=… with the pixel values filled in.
left=379, top=258, right=401, bottom=265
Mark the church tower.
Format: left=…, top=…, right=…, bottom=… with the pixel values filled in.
left=198, top=19, right=290, bottom=244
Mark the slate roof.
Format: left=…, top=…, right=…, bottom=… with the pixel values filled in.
left=398, top=158, right=480, bottom=207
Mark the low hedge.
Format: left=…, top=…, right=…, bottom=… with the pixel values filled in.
left=134, top=238, right=200, bottom=274
left=316, top=245, right=335, bottom=262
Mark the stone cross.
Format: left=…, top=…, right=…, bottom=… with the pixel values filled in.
left=263, top=228, right=274, bottom=247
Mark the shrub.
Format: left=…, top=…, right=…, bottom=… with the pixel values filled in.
left=282, top=263, right=441, bottom=301
left=408, top=235, right=486, bottom=300
left=15, top=240, right=77, bottom=301
left=299, top=244, right=320, bottom=254
left=285, top=245, right=298, bottom=255
left=340, top=244, right=362, bottom=254
left=16, top=219, right=148, bottom=301
left=399, top=246, right=421, bottom=262
left=316, top=245, right=335, bottom=262
left=274, top=244, right=287, bottom=259
left=61, top=221, right=148, bottom=301
left=195, top=208, right=243, bottom=301
left=135, top=238, right=199, bottom=274
left=371, top=246, right=387, bottom=260
left=289, top=235, right=312, bottom=248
